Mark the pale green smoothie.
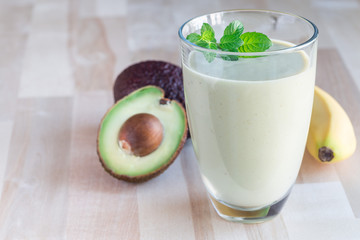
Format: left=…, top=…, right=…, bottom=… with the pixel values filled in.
left=183, top=40, right=316, bottom=208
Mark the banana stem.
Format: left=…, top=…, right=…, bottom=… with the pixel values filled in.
left=318, top=147, right=334, bottom=162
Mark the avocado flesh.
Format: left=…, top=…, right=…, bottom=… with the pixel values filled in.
left=98, top=86, right=186, bottom=178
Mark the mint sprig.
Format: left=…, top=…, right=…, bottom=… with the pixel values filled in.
left=186, top=23, right=217, bottom=49
left=186, top=20, right=272, bottom=62
left=186, top=23, right=217, bottom=62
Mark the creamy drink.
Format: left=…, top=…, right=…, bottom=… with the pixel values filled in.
left=179, top=10, right=318, bottom=222
left=183, top=41, right=316, bottom=208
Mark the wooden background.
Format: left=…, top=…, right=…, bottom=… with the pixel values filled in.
left=1, top=0, right=360, bottom=239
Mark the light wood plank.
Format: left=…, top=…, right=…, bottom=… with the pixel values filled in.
left=101, top=18, right=131, bottom=81
left=0, top=35, right=25, bottom=121
left=75, top=0, right=97, bottom=18
left=318, top=8, right=360, bottom=90
left=0, top=3, right=32, bottom=35
left=18, top=0, right=74, bottom=98
left=0, top=97, right=72, bottom=239
left=0, top=3, right=31, bottom=121
left=30, top=0, right=68, bottom=34
left=95, top=0, right=127, bottom=17
left=74, top=0, right=128, bottom=18
left=288, top=219, right=360, bottom=240
left=68, top=1, right=116, bottom=91
left=283, top=182, right=360, bottom=240
left=127, top=1, right=173, bottom=52
left=0, top=121, right=13, bottom=199
left=283, top=182, right=355, bottom=221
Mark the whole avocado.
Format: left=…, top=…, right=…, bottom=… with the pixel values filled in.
left=113, top=60, right=185, bottom=109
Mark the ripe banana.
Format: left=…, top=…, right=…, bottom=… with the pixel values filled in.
left=306, top=86, right=356, bottom=163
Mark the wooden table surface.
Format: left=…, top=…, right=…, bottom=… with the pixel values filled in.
left=1, top=0, right=360, bottom=239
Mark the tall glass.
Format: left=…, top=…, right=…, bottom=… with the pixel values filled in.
left=179, top=10, right=318, bottom=223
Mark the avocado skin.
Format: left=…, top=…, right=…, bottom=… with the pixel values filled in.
left=97, top=86, right=188, bottom=183
left=113, top=61, right=185, bottom=109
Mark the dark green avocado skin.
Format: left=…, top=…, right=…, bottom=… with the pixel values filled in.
left=113, top=61, right=185, bottom=108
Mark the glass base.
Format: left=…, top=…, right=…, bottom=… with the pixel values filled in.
left=209, top=192, right=290, bottom=223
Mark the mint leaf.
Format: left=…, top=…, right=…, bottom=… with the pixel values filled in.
left=196, top=39, right=217, bottom=49
left=219, top=34, right=243, bottom=51
left=224, top=20, right=244, bottom=36
left=239, top=32, right=272, bottom=52
left=186, top=33, right=201, bottom=43
left=201, top=23, right=215, bottom=36
left=201, top=31, right=215, bottom=42
left=199, top=23, right=216, bottom=48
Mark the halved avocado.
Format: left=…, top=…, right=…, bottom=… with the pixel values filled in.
left=97, top=85, right=188, bottom=182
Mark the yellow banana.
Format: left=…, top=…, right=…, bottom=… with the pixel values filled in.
left=306, top=86, right=356, bottom=163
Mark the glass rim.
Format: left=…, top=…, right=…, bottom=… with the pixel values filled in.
left=178, top=9, right=319, bottom=56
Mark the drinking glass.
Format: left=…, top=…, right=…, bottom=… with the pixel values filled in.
left=179, top=10, right=318, bottom=223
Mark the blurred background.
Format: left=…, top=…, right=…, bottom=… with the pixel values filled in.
left=1, top=0, right=359, bottom=100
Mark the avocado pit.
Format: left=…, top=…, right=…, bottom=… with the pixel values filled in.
left=119, top=113, right=163, bottom=157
